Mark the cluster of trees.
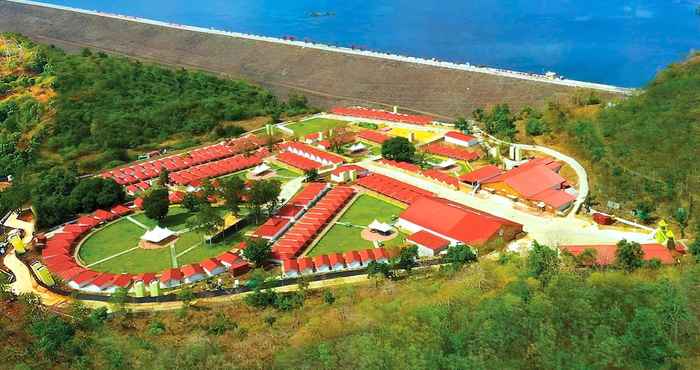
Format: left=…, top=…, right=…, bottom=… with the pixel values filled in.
left=31, top=167, right=125, bottom=228
left=275, top=244, right=698, bottom=369
left=473, top=103, right=517, bottom=141
left=381, top=136, right=416, bottom=163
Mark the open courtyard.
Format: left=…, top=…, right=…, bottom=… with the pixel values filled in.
left=307, top=193, right=407, bottom=256
left=286, top=117, right=347, bottom=137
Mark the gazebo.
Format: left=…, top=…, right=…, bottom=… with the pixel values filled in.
left=140, top=226, right=177, bottom=249
left=368, top=220, right=393, bottom=236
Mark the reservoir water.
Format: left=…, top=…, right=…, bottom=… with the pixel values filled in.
left=37, top=0, right=700, bottom=87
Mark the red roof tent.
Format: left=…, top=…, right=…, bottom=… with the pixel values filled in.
left=283, top=259, right=299, bottom=273
left=560, top=244, right=680, bottom=266
left=407, top=230, right=451, bottom=251
left=421, top=169, right=460, bottom=189
left=180, top=264, right=205, bottom=278
left=56, top=267, right=86, bottom=281
left=112, top=274, right=133, bottom=288
left=297, top=257, right=314, bottom=272
left=357, top=130, right=391, bottom=144
left=217, top=252, right=240, bottom=266
left=459, top=165, right=504, bottom=184
left=252, top=217, right=291, bottom=239
left=279, top=142, right=345, bottom=165
left=62, top=224, right=89, bottom=236
left=444, top=131, right=477, bottom=143
left=358, top=249, right=375, bottom=264
left=160, top=268, right=183, bottom=283
left=313, top=255, right=330, bottom=269
left=277, top=151, right=323, bottom=171
left=400, top=196, right=523, bottom=246
left=200, top=258, right=224, bottom=274
left=110, top=204, right=132, bottom=217
left=133, top=273, right=157, bottom=284
left=331, top=164, right=368, bottom=177
left=71, top=270, right=100, bottom=287
left=134, top=198, right=144, bottom=209
left=90, top=273, right=117, bottom=289
left=93, top=209, right=115, bottom=222
left=331, top=106, right=434, bottom=126
left=327, top=253, right=345, bottom=267
left=423, top=143, right=481, bottom=162
left=77, top=216, right=100, bottom=228
left=343, top=251, right=362, bottom=264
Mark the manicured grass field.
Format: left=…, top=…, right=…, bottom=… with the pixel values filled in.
left=287, top=118, right=346, bottom=137
left=79, top=207, right=248, bottom=274
left=78, top=220, right=144, bottom=264
left=307, top=194, right=406, bottom=256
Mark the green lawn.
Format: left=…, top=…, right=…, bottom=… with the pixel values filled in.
left=78, top=207, right=248, bottom=274
left=286, top=118, right=347, bottom=137
left=78, top=220, right=145, bottom=265
left=307, top=194, right=406, bottom=256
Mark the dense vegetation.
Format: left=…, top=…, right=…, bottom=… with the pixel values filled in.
left=3, top=244, right=700, bottom=369
left=0, top=33, right=310, bottom=226
left=471, top=55, right=700, bottom=234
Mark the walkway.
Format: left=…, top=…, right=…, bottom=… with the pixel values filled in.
left=86, top=246, right=140, bottom=268
left=125, top=216, right=149, bottom=230
left=3, top=250, right=69, bottom=306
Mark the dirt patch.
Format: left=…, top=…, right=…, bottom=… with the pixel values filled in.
left=361, top=228, right=398, bottom=243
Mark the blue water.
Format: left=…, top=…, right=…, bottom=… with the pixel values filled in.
left=39, top=0, right=700, bottom=87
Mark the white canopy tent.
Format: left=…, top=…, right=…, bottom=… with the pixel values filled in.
left=435, top=159, right=457, bottom=169
left=348, top=142, right=367, bottom=153
left=251, top=163, right=271, bottom=176
left=141, top=226, right=175, bottom=243
left=368, top=220, right=393, bottom=235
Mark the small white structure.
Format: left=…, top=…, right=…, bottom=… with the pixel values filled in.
left=348, top=142, right=367, bottom=153
left=445, top=131, right=479, bottom=148
left=141, top=226, right=175, bottom=243
left=435, top=159, right=457, bottom=169
left=251, top=163, right=271, bottom=177
left=368, top=220, right=393, bottom=236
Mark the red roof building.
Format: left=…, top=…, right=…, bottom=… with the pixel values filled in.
left=398, top=197, right=523, bottom=247
left=423, top=143, right=481, bottom=162
left=407, top=230, right=451, bottom=257
left=216, top=252, right=240, bottom=267
left=327, top=253, right=346, bottom=270
left=110, top=204, right=132, bottom=217
left=160, top=268, right=183, bottom=288
left=282, top=259, right=300, bottom=277
left=252, top=217, right=291, bottom=239
left=133, top=273, right=157, bottom=284
left=70, top=270, right=100, bottom=288
left=358, top=249, right=376, bottom=264
left=357, top=130, right=391, bottom=144
left=77, top=216, right=100, bottom=228
left=313, top=255, right=331, bottom=272
left=331, top=107, right=434, bottom=125
left=112, top=274, right=133, bottom=289
left=459, top=165, right=504, bottom=185
left=93, top=209, right=116, bottom=223
left=200, top=258, right=226, bottom=276
left=444, top=131, right=478, bottom=147
left=343, top=251, right=363, bottom=269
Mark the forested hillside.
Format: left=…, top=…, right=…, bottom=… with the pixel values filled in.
left=0, top=33, right=309, bottom=177
left=2, top=250, right=699, bottom=369
left=477, top=54, right=700, bottom=234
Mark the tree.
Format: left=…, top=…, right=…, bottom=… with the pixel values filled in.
left=177, top=286, right=196, bottom=308
left=634, top=202, right=654, bottom=224
left=29, top=315, right=76, bottom=359
left=248, top=179, right=282, bottom=222
left=242, top=238, right=272, bottom=267
left=367, top=261, right=394, bottom=280
left=527, top=241, right=559, bottom=286
left=444, top=244, right=478, bottom=267
left=453, top=117, right=471, bottom=133
left=220, top=176, right=245, bottom=214
left=304, top=168, right=319, bottom=182
left=0, top=272, right=14, bottom=301
left=471, top=108, right=485, bottom=122
left=110, top=287, right=129, bottom=314
left=182, top=192, right=202, bottom=212
left=381, top=137, right=416, bottom=163
left=396, top=246, right=419, bottom=272
left=673, top=207, right=689, bottom=238
left=525, top=117, right=548, bottom=136
left=323, top=290, right=336, bottom=305
left=483, top=104, right=517, bottom=141
left=187, top=202, right=224, bottom=242
left=143, top=188, right=170, bottom=223
left=616, top=239, right=644, bottom=272
left=689, top=239, right=700, bottom=261
left=158, top=168, right=170, bottom=187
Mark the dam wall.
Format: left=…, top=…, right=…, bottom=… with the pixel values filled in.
left=0, top=0, right=626, bottom=118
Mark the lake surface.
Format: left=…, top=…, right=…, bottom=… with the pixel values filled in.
left=39, top=0, right=700, bottom=87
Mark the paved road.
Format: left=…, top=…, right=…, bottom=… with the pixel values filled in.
left=360, top=160, right=652, bottom=247
left=3, top=250, right=69, bottom=306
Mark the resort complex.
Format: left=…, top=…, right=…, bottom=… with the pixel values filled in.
left=3, top=105, right=677, bottom=301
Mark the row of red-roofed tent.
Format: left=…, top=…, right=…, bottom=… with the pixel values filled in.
left=276, top=151, right=324, bottom=171
left=422, top=143, right=481, bottom=162
left=282, top=248, right=393, bottom=277
left=356, top=173, right=434, bottom=205
left=272, top=187, right=356, bottom=261
left=251, top=183, right=329, bottom=239
left=377, top=159, right=460, bottom=190
left=169, top=148, right=269, bottom=186
left=100, top=135, right=266, bottom=186
left=331, top=107, right=435, bottom=126
left=356, top=130, right=391, bottom=144
left=276, top=141, right=345, bottom=172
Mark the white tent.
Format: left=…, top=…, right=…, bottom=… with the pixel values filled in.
left=348, top=142, right=367, bottom=153
left=435, top=159, right=457, bottom=169
left=368, top=220, right=393, bottom=234
left=251, top=163, right=271, bottom=176
left=141, top=226, right=175, bottom=243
